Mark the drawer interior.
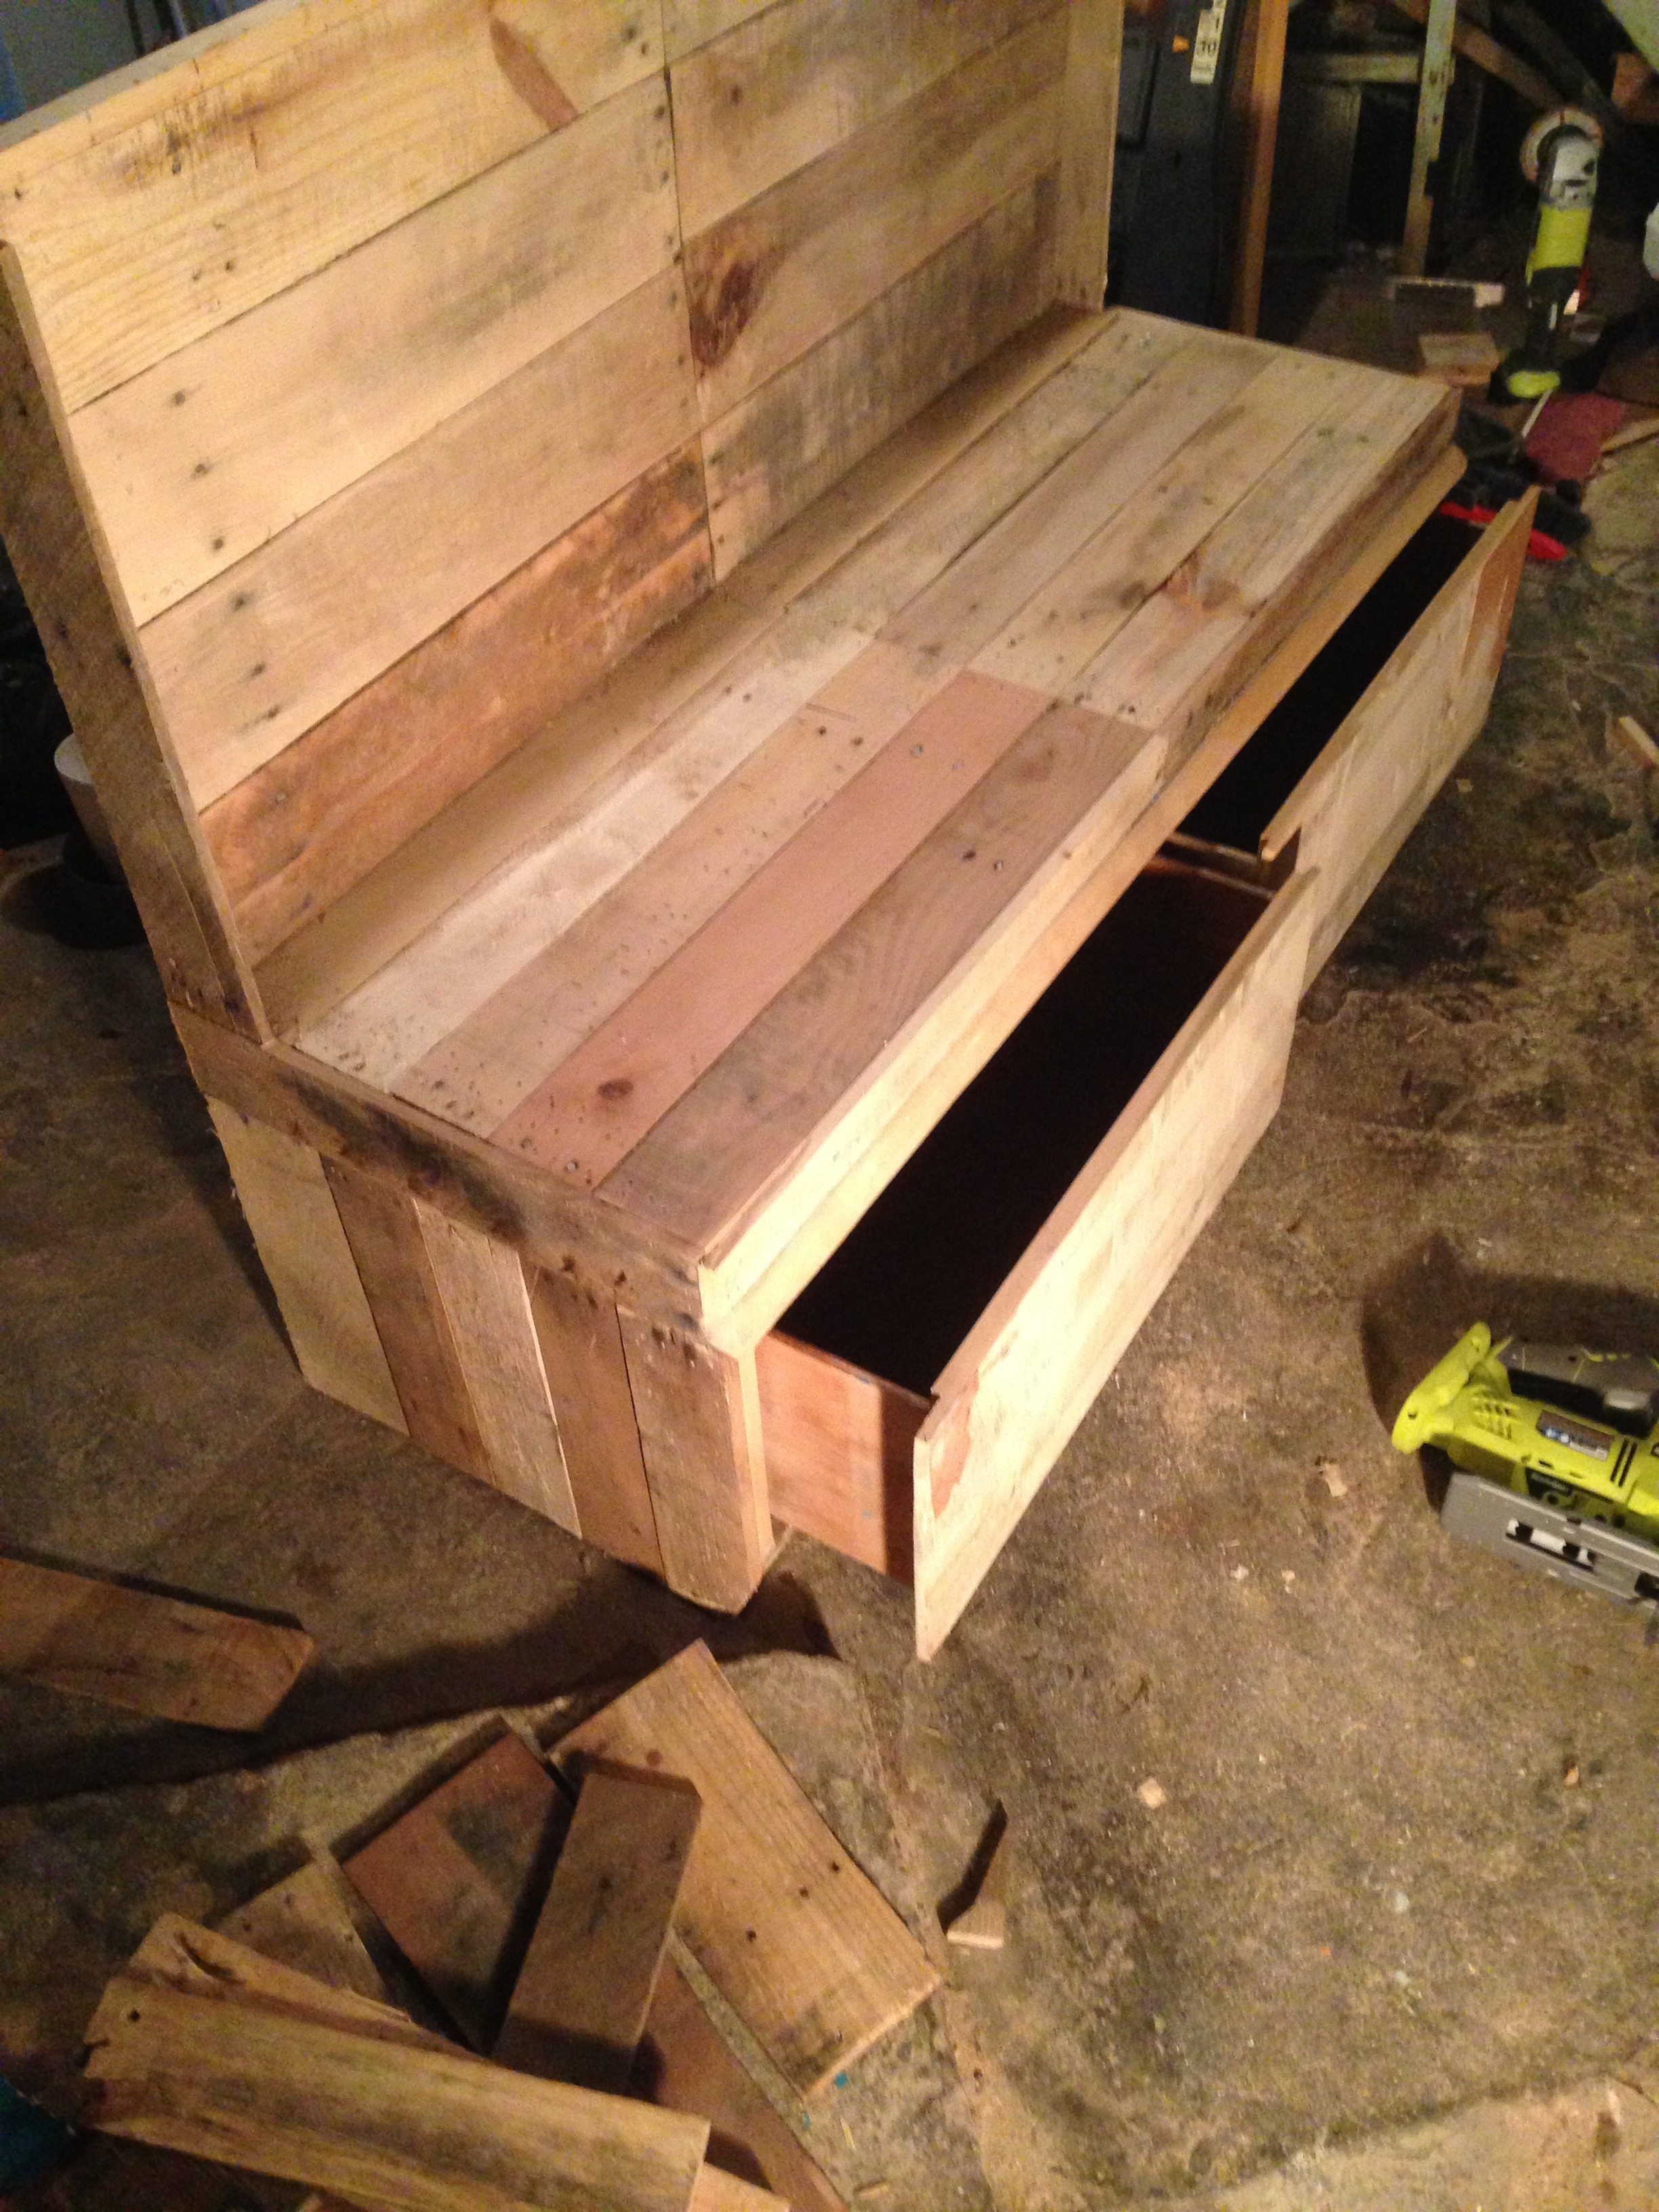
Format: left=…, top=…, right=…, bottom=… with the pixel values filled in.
left=776, top=859, right=1273, bottom=1399
left=1176, top=509, right=1482, bottom=860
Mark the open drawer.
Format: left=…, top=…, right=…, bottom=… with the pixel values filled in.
left=1170, top=494, right=1536, bottom=984
left=756, top=856, right=1317, bottom=1656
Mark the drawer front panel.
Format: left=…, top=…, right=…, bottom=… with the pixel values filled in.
left=912, top=869, right=1316, bottom=1658
left=1258, top=493, right=1535, bottom=981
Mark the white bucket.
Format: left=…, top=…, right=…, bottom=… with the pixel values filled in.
left=54, top=732, right=122, bottom=878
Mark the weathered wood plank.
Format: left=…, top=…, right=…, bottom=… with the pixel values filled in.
left=689, top=2169, right=790, bottom=2212
left=880, top=327, right=1265, bottom=666
left=0, top=252, right=261, bottom=1037
left=642, top=1961, right=848, bottom=2212
left=394, top=641, right=953, bottom=1136
left=207, top=443, right=711, bottom=966
left=207, top=1101, right=407, bottom=1432
left=1076, top=381, right=1458, bottom=750
left=342, top=1732, right=567, bottom=2050
left=72, top=79, right=679, bottom=627
left=83, top=1978, right=710, bottom=2212
left=971, top=348, right=1371, bottom=696
left=1054, top=0, right=1122, bottom=306
left=266, top=306, right=1109, bottom=1044
left=323, top=1160, right=492, bottom=1483
left=0, top=0, right=665, bottom=413
left=756, top=1334, right=924, bottom=1580
left=617, top=1320, right=774, bottom=1614
left=914, top=872, right=1316, bottom=1656
left=491, top=669, right=1052, bottom=1183
left=175, top=1007, right=705, bottom=1322
left=0, top=1557, right=313, bottom=1732
left=529, top=1269, right=661, bottom=1575
left=495, top=1767, right=702, bottom=2093
left=558, top=1645, right=939, bottom=2097
left=122, top=1914, right=425, bottom=2046
left=683, top=12, right=1066, bottom=421
left=218, top=1860, right=390, bottom=2005
left=146, top=266, right=699, bottom=810
left=413, top=1203, right=579, bottom=1533
left=703, top=173, right=1060, bottom=578
left=602, top=703, right=1161, bottom=1315
left=671, top=0, right=1058, bottom=235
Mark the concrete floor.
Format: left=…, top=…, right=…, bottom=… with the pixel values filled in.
left=1, top=484, right=1656, bottom=2208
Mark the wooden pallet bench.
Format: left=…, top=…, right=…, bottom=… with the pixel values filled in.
left=0, top=0, right=1532, bottom=1656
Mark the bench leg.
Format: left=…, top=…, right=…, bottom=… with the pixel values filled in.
left=617, top=1313, right=773, bottom=1614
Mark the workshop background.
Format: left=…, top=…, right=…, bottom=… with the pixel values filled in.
left=1, top=0, right=1656, bottom=2207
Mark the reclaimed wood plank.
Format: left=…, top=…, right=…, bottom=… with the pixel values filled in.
left=122, top=1915, right=426, bottom=2047
left=0, top=1558, right=313, bottom=1732
left=72, top=79, right=679, bottom=627
left=218, top=1862, right=390, bottom=2006
left=175, top=1007, right=705, bottom=1322
left=880, top=327, right=1265, bottom=666
left=642, top=1961, right=848, bottom=2212
left=495, top=1768, right=702, bottom=2093
left=323, top=1160, right=492, bottom=1483
left=684, top=12, right=1066, bottom=420
left=207, top=1101, right=406, bottom=1433
left=491, top=670, right=1052, bottom=1184
left=394, top=642, right=952, bottom=1134
left=0, top=0, right=665, bottom=412
left=529, top=1269, right=663, bottom=1576
left=146, top=265, right=699, bottom=810
left=83, top=1979, right=710, bottom=2212
left=602, top=703, right=1161, bottom=1322
left=671, top=0, right=1058, bottom=235
left=0, top=251, right=261, bottom=1037
left=265, top=306, right=1108, bottom=1044
left=617, top=1321, right=773, bottom=1614
left=556, top=1643, right=939, bottom=2097
left=207, top=443, right=711, bottom=966
left=1054, top=0, right=1122, bottom=306
left=971, top=348, right=1370, bottom=696
left=342, top=1732, right=567, bottom=2051
left=1076, top=377, right=1458, bottom=752
left=756, top=1336, right=924, bottom=1580
left=703, top=173, right=1059, bottom=578
left=413, top=1203, right=579, bottom=1532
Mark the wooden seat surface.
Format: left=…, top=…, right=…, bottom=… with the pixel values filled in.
left=280, top=306, right=1454, bottom=1302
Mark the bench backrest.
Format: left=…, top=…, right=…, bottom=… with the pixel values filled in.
left=0, top=0, right=1116, bottom=1019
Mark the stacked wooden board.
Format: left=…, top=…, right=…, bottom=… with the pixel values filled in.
left=83, top=1643, right=933, bottom=2211
left=0, top=0, right=1534, bottom=1656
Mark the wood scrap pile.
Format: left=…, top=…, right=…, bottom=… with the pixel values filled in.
left=77, top=1642, right=940, bottom=2212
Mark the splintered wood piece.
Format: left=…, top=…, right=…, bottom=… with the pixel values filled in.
left=217, top=1858, right=389, bottom=2005
left=1610, top=713, right=1659, bottom=772
left=119, top=1915, right=441, bottom=2051
left=495, top=1767, right=702, bottom=2093
left=83, top=1977, right=710, bottom=2212
left=0, top=1555, right=312, bottom=1731
left=342, top=1732, right=567, bottom=2047
left=556, top=1643, right=938, bottom=2096
left=640, top=1961, right=848, bottom=2212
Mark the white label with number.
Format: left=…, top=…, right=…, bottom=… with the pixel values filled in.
left=1191, top=0, right=1226, bottom=84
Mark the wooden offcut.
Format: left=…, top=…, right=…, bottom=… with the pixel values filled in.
left=342, top=1731, right=567, bottom=2048
left=218, top=1859, right=388, bottom=2006
left=0, top=1555, right=312, bottom=1731
left=496, top=1767, right=702, bottom=2093
left=557, top=1643, right=939, bottom=2095
left=84, top=1976, right=710, bottom=2212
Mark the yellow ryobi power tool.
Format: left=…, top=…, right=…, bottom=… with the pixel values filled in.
left=1393, top=1323, right=1659, bottom=1609
left=1498, top=106, right=1603, bottom=402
